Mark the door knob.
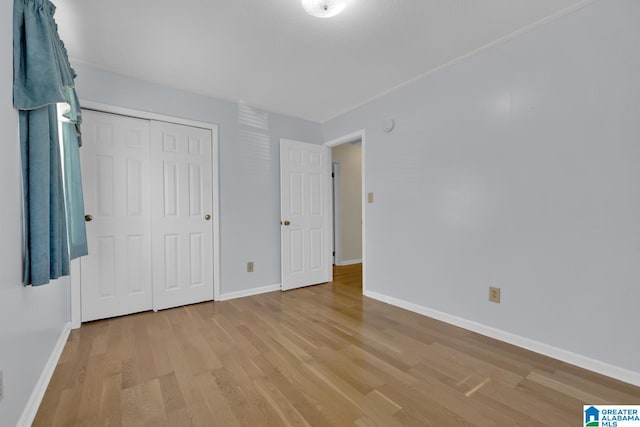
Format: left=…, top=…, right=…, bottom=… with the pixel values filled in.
left=283, top=220, right=291, bottom=226
left=205, top=214, right=211, bottom=220
left=84, top=214, right=93, bottom=222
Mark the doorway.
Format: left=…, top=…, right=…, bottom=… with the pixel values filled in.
left=331, top=141, right=362, bottom=266
left=324, top=130, right=366, bottom=293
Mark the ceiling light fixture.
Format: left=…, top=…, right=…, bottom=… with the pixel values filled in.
left=301, top=0, right=349, bottom=18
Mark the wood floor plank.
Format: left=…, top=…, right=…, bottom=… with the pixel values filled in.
left=473, top=379, right=575, bottom=426
left=211, top=366, right=275, bottom=426
left=35, top=263, right=640, bottom=426
left=252, top=377, right=312, bottom=427
left=192, top=372, right=241, bottom=427
left=157, top=373, right=187, bottom=415
left=98, top=374, right=123, bottom=426
left=251, top=355, right=335, bottom=427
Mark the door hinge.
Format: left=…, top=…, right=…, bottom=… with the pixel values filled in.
left=333, top=251, right=335, bottom=256
left=331, top=172, right=334, bottom=178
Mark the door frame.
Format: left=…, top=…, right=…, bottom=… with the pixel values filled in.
left=331, top=161, right=341, bottom=265
left=324, top=130, right=366, bottom=293
left=70, top=101, right=221, bottom=329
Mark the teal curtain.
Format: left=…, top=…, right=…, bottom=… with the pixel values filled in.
left=61, top=87, right=88, bottom=259
left=13, top=0, right=88, bottom=286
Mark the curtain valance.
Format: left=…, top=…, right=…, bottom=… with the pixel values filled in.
left=13, top=0, right=75, bottom=109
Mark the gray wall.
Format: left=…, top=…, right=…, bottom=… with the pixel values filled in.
left=0, top=0, right=71, bottom=425
left=323, top=0, right=640, bottom=375
left=72, top=65, right=323, bottom=295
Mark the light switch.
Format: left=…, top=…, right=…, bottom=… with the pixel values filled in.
left=367, top=192, right=374, bottom=204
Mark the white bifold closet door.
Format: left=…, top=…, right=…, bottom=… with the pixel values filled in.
left=80, top=110, right=214, bottom=322
left=150, top=121, right=214, bottom=311
left=81, top=111, right=153, bottom=321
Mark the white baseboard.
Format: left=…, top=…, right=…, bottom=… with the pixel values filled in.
left=364, top=290, right=640, bottom=387
left=336, top=258, right=362, bottom=266
left=17, top=322, right=71, bottom=427
left=217, top=284, right=281, bottom=301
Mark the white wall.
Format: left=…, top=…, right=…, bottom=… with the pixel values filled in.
left=332, top=143, right=362, bottom=263
left=72, top=65, right=323, bottom=295
left=0, top=0, right=71, bottom=425
left=323, top=0, right=640, bottom=379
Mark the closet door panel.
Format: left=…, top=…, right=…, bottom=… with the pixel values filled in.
left=81, top=110, right=153, bottom=322
left=150, top=121, right=214, bottom=310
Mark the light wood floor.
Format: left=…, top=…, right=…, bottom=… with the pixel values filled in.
left=35, top=264, right=640, bottom=426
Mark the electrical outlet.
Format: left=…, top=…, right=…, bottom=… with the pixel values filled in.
left=0, top=369, right=4, bottom=403
left=489, top=286, right=501, bottom=304
left=247, top=262, right=254, bottom=273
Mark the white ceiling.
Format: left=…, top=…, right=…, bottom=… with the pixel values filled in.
left=54, top=0, right=586, bottom=123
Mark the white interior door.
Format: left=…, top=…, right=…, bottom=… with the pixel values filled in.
left=280, top=139, right=332, bottom=291
left=80, top=110, right=153, bottom=322
left=151, top=121, right=214, bottom=310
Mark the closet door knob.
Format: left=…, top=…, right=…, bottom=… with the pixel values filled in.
left=85, top=214, right=93, bottom=222
left=204, top=214, right=211, bottom=220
